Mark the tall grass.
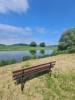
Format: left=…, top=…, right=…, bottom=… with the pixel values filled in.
left=0, top=59, right=17, bottom=67
left=44, top=70, right=75, bottom=100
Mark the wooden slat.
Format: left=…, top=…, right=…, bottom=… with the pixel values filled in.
left=13, top=64, right=50, bottom=80
left=13, top=61, right=56, bottom=80
left=13, top=61, right=55, bottom=74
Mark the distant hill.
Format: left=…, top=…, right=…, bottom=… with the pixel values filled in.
left=0, top=43, right=28, bottom=46
left=0, top=44, right=5, bottom=46
left=12, top=43, right=28, bottom=46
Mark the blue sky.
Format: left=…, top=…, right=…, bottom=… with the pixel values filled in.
left=0, top=0, right=75, bottom=45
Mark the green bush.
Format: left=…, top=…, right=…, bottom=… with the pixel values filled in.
left=56, top=28, right=75, bottom=54
left=67, top=46, right=75, bottom=53
left=22, top=56, right=32, bottom=61
left=58, top=28, right=75, bottom=50
left=0, top=59, right=16, bottom=67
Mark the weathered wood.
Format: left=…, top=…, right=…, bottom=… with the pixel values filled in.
left=12, top=61, right=56, bottom=91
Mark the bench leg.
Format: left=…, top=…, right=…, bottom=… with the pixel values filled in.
left=49, top=69, right=52, bottom=77
left=21, top=76, right=25, bottom=92
left=21, top=77, right=27, bottom=92
left=21, top=81, right=24, bottom=91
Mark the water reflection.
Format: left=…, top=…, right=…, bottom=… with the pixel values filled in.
left=29, top=50, right=36, bottom=55
left=40, top=49, right=45, bottom=55
left=0, top=50, right=53, bottom=62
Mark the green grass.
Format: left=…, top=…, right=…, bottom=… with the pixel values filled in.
left=44, top=71, right=75, bottom=100
left=0, top=45, right=49, bottom=51
left=0, top=45, right=57, bottom=51
left=0, top=59, right=17, bottom=67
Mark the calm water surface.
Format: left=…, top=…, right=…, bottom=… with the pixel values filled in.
left=0, top=50, right=53, bottom=62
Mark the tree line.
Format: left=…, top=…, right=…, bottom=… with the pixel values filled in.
left=30, top=42, right=45, bottom=47
left=0, top=42, right=46, bottom=47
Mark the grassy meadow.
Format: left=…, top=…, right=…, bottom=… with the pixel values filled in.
left=0, top=45, right=50, bottom=51
left=0, top=53, right=75, bottom=100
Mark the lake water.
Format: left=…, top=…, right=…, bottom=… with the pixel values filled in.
left=0, top=50, right=53, bottom=62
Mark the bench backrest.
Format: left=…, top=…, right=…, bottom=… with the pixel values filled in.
left=13, top=61, right=56, bottom=82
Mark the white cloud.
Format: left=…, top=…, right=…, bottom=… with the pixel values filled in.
left=0, top=23, right=32, bottom=44
left=36, top=27, right=48, bottom=33
left=0, top=0, right=29, bottom=14
left=0, top=24, right=32, bottom=34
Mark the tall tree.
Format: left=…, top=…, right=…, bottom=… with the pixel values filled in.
left=30, top=41, right=37, bottom=47
left=39, top=42, right=46, bottom=47
left=58, top=28, right=75, bottom=51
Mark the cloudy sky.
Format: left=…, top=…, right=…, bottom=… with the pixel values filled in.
left=0, top=0, right=75, bottom=45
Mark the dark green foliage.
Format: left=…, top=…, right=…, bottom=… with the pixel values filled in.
left=40, top=49, right=45, bottom=55
left=67, top=46, right=75, bottom=53
left=0, top=44, right=5, bottom=46
left=0, top=59, right=16, bottom=67
left=58, top=42, right=68, bottom=50
left=39, top=42, right=46, bottom=47
left=31, top=55, right=37, bottom=59
left=58, top=28, right=75, bottom=52
left=22, top=56, right=32, bottom=61
left=29, top=50, right=36, bottom=55
left=30, top=41, right=37, bottom=47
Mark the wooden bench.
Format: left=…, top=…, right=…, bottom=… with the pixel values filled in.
left=12, top=61, right=56, bottom=91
